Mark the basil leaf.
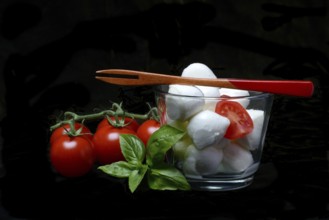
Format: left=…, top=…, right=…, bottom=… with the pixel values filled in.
left=146, top=125, right=185, bottom=167
left=147, top=164, right=191, bottom=191
left=98, top=125, right=190, bottom=193
left=120, top=134, right=145, bottom=163
left=98, top=161, right=135, bottom=178
left=128, top=164, right=148, bottom=193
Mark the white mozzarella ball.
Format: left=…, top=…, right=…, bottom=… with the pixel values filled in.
left=187, top=110, right=230, bottom=150
left=219, top=88, right=250, bottom=97
left=219, top=88, right=250, bottom=108
left=195, top=146, right=223, bottom=175
left=216, top=162, right=230, bottom=173
left=181, top=63, right=220, bottom=110
left=183, top=144, right=223, bottom=176
left=172, top=136, right=192, bottom=162
left=202, top=89, right=221, bottom=112
left=182, top=62, right=217, bottom=79
left=237, top=109, right=265, bottom=150
left=222, top=142, right=254, bottom=172
left=213, top=137, right=231, bottom=150
left=182, top=145, right=202, bottom=178
left=166, top=84, right=205, bottom=121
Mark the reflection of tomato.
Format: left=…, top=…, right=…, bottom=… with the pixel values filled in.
left=96, top=116, right=139, bottom=132
left=157, top=97, right=167, bottom=125
left=50, top=122, right=92, bottom=145
left=215, top=100, right=253, bottom=140
left=50, top=135, right=95, bottom=177
left=92, top=126, right=137, bottom=165
left=137, top=119, right=161, bottom=146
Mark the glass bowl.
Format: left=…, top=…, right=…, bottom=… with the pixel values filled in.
left=154, top=84, right=274, bottom=191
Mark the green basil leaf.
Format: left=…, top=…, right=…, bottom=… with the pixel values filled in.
left=147, top=164, right=191, bottom=191
left=98, top=161, right=135, bottom=178
left=98, top=126, right=190, bottom=193
left=120, top=134, right=145, bottom=163
left=128, top=164, right=148, bottom=193
left=146, top=125, right=185, bottom=167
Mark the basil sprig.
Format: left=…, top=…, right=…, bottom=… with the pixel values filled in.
left=98, top=125, right=191, bottom=193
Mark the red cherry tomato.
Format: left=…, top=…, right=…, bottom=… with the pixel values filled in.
left=137, top=119, right=161, bottom=146
left=50, top=135, right=95, bottom=177
left=96, top=116, right=139, bottom=132
left=50, top=122, right=92, bottom=145
left=92, top=127, right=137, bottom=165
left=215, top=100, right=253, bottom=140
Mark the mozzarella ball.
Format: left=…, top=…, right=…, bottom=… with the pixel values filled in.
left=183, top=144, right=224, bottom=176
left=182, top=145, right=202, bottom=178
left=172, top=135, right=192, bottom=162
left=182, top=63, right=220, bottom=110
left=213, top=137, right=231, bottom=150
left=195, top=146, right=223, bottom=175
left=166, top=84, right=205, bottom=121
left=237, top=109, right=265, bottom=150
left=182, top=62, right=217, bottom=79
left=221, top=143, right=254, bottom=172
left=187, top=110, right=230, bottom=150
left=219, top=88, right=250, bottom=108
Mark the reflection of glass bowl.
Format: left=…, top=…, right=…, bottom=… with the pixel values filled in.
left=154, top=85, right=274, bottom=191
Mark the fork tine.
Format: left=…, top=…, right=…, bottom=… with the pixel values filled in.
left=96, top=69, right=142, bottom=76
left=95, top=69, right=168, bottom=85
left=95, top=76, right=147, bottom=86
left=95, top=69, right=141, bottom=86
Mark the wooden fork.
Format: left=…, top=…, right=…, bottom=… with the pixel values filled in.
left=95, top=69, right=314, bottom=97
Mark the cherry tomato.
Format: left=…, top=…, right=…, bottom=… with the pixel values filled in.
left=50, top=135, right=95, bottom=177
left=215, top=100, right=253, bottom=140
left=92, top=127, right=137, bottom=165
left=137, top=119, right=161, bottom=146
left=50, top=122, right=93, bottom=145
left=96, top=116, right=139, bottom=132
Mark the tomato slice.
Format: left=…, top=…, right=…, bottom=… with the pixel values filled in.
left=215, top=100, right=253, bottom=140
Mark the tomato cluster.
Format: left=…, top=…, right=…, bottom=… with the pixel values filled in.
left=49, top=117, right=160, bottom=178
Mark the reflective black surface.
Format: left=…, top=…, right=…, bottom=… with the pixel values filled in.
left=0, top=1, right=328, bottom=219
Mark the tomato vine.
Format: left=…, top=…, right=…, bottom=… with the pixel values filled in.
left=50, top=102, right=158, bottom=133
left=48, top=102, right=190, bottom=192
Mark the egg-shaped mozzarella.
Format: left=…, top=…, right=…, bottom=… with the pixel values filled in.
left=219, top=88, right=250, bottom=108
left=166, top=84, right=205, bottom=121
left=182, top=63, right=220, bottom=110
left=187, top=110, right=230, bottom=150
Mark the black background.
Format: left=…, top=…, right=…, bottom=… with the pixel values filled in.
left=0, top=0, right=328, bottom=219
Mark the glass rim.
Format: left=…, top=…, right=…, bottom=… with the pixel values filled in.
left=153, top=85, right=274, bottom=100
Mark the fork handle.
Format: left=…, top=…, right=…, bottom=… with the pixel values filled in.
left=164, top=75, right=314, bottom=97
left=226, top=79, right=314, bottom=97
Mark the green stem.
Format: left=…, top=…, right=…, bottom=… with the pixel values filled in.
left=50, top=108, right=152, bottom=132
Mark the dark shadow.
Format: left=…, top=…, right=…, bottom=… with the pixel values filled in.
left=0, top=2, right=42, bottom=40
left=0, top=1, right=328, bottom=219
